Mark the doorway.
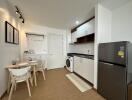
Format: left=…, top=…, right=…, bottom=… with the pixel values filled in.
left=47, top=33, right=65, bottom=69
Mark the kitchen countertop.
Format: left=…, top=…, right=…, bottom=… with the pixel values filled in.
left=67, top=53, right=94, bottom=60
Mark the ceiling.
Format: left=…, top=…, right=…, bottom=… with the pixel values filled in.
left=100, top=0, right=131, bottom=10
left=9, top=0, right=131, bottom=30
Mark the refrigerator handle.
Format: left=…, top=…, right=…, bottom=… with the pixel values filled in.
left=103, top=62, right=114, bottom=66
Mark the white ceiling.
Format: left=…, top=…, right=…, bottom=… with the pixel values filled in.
left=100, top=0, right=131, bottom=10
left=9, top=0, right=131, bottom=30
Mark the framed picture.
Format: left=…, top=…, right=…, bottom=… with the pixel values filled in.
left=13, top=28, right=19, bottom=44
left=5, top=21, right=14, bottom=43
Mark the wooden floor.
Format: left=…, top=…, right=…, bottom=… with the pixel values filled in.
left=2, top=68, right=105, bottom=100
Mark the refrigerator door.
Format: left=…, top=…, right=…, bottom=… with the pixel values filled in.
left=98, top=41, right=128, bottom=66
left=97, top=62, right=127, bottom=100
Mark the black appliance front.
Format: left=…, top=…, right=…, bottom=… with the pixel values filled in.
left=66, top=59, right=70, bottom=68
left=98, top=41, right=129, bottom=66
left=97, top=62, right=127, bottom=100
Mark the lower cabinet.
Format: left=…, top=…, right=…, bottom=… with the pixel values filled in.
left=74, top=56, right=94, bottom=83
left=74, top=56, right=82, bottom=75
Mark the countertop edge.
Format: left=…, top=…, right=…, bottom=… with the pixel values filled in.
left=67, top=53, right=94, bottom=60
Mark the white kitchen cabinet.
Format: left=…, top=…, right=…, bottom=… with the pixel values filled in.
left=76, top=19, right=95, bottom=38
left=74, top=56, right=94, bottom=84
left=82, top=58, right=94, bottom=83
left=76, top=24, right=87, bottom=38
left=71, top=31, right=77, bottom=43
left=87, top=19, right=95, bottom=35
left=74, top=56, right=82, bottom=75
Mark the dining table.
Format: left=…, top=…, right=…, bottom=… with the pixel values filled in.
left=6, top=60, right=38, bottom=93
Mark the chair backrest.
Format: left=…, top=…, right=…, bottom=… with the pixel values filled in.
left=37, top=59, right=45, bottom=68
left=23, top=57, right=32, bottom=62
left=9, top=66, right=31, bottom=77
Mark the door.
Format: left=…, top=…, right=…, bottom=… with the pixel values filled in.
left=47, top=33, right=64, bottom=69
left=97, top=62, right=127, bottom=100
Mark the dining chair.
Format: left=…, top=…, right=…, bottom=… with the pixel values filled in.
left=36, top=59, right=46, bottom=80
left=29, top=62, right=38, bottom=86
left=8, top=66, right=32, bottom=100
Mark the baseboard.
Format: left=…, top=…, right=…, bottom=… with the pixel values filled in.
left=0, top=90, right=7, bottom=100
left=92, top=87, right=97, bottom=92
left=47, top=67, right=64, bottom=70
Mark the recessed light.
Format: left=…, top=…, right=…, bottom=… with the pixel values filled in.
left=75, top=21, right=79, bottom=25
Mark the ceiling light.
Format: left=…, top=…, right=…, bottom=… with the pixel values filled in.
left=76, top=21, right=79, bottom=25
left=15, top=6, right=25, bottom=24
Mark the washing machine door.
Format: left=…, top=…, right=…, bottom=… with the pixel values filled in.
left=66, top=59, right=70, bottom=68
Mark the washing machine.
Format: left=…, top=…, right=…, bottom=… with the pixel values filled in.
left=66, top=56, right=74, bottom=72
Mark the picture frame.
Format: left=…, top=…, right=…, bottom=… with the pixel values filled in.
left=13, top=28, right=19, bottom=44
left=5, top=21, right=19, bottom=45
left=5, top=21, right=14, bottom=43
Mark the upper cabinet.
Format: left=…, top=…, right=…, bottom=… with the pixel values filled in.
left=71, top=31, right=77, bottom=43
left=76, top=23, right=87, bottom=38
left=70, top=17, right=95, bottom=44
left=77, top=19, right=95, bottom=38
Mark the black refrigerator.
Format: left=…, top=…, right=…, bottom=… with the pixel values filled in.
left=97, top=41, right=132, bottom=100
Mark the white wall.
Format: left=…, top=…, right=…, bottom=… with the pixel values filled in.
left=94, top=1, right=132, bottom=89
left=94, top=4, right=112, bottom=89
left=111, top=1, right=132, bottom=42
left=93, top=1, right=132, bottom=89
left=21, top=22, right=68, bottom=69
left=0, top=0, right=22, bottom=97
left=68, top=43, right=94, bottom=55
left=22, top=22, right=68, bottom=55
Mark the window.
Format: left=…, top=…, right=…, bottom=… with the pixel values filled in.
left=26, top=33, right=47, bottom=54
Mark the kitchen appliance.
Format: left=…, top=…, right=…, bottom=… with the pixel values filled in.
left=97, top=41, right=132, bottom=100
left=66, top=56, right=74, bottom=72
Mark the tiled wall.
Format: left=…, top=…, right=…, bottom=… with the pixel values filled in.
left=68, top=42, right=94, bottom=55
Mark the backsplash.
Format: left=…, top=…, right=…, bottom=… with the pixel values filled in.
left=68, top=42, right=94, bottom=55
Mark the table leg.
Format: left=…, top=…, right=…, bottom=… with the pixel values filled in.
left=7, top=73, right=11, bottom=94
left=8, top=81, right=15, bottom=100
left=33, top=65, right=37, bottom=86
